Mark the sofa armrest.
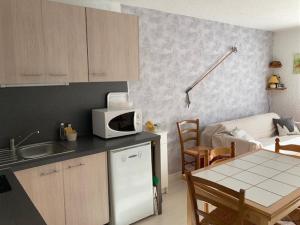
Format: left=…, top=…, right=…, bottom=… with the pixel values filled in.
left=212, top=134, right=262, bottom=156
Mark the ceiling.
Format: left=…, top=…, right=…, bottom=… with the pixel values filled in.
left=109, top=0, right=300, bottom=31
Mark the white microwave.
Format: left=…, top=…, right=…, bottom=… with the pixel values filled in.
left=92, top=108, right=143, bottom=139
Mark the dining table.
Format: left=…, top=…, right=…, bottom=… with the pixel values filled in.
left=187, top=149, right=300, bottom=225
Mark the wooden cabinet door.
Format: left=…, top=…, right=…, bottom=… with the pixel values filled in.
left=15, top=162, right=65, bottom=225
left=0, top=0, right=46, bottom=84
left=0, top=0, right=16, bottom=84
left=87, top=9, right=139, bottom=81
left=42, top=0, right=88, bottom=83
left=63, top=153, right=109, bottom=225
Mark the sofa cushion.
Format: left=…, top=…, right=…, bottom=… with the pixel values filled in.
left=220, top=113, right=280, bottom=139
left=273, top=118, right=300, bottom=135
left=276, top=124, right=300, bottom=136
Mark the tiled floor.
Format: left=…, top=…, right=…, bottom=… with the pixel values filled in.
left=135, top=177, right=187, bottom=225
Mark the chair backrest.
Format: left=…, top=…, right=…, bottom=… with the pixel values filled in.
left=208, top=142, right=236, bottom=166
left=186, top=171, right=246, bottom=225
left=275, top=138, right=300, bottom=154
left=176, top=119, right=200, bottom=153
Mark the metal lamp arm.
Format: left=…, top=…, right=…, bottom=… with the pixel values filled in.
left=185, top=46, right=237, bottom=108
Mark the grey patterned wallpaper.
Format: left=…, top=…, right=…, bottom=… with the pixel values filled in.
left=122, top=6, right=273, bottom=174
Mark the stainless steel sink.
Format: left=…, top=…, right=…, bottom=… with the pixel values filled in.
left=17, top=142, right=70, bottom=159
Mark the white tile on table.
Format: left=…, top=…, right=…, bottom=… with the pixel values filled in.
left=246, top=187, right=282, bottom=207
left=247, top=165, right=281, bottom=178
left=211, top=164, right=242, bottom=176
left=217, top=177, right=251, bottom=191
left=257, top=179, right=297, bottom=196
left=227, top=159, right=257, bottom=170
left=239, top=155, right=269, bottom=164
left=232, top=171, right=267, bottom=185
left=252, top=151, right=280, bottom=159
left=263, top=160, right=293, bottom=171
left=272, top=172, right=300, bottom=187
left=193, top=170, right=226, bottom=182
left=286, top=166, right=300, bottom=176
left=275, top=155, right=300, bottom=165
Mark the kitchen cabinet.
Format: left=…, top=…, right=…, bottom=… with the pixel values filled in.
left=43, top=0, right=88, bottom=83
left=86, top=9, right=139, bottom=81
left=0, top=0, right=46, bottom=84
left=15, top=152, right=109, bottom=225
left=15, top=162, right=65, bottom=225
left=0, top=0, right=88, bottom=85
left=63, top=153, right=109, bottom=225
left=0, top=0, right=139, bottom=85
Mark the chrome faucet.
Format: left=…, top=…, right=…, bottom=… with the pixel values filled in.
left=10, top=130, right=40, bottom=151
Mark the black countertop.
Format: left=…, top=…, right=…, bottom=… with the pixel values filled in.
left=0, top=169, right=46, bottom=225
left=0, top=131, right=160, bottom=171
left=0, top=132, right=160, bottom=225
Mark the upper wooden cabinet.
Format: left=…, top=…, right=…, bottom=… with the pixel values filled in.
left=0, top=1, right=139, bottom=85
left=0, top=0, right=46, bottom=84
left=42, top=0, right=88, bottom=83
left=87, top=9, right=139, bottom=81
left=0, top=0, right=88, bottom=85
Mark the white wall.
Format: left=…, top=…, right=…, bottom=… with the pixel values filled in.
left=271, top=27, right=300, bottom=120
left=124, top=6, right=272, bottom=173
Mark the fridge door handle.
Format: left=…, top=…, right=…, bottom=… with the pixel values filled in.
left=128, top=154, right=138, bottom=158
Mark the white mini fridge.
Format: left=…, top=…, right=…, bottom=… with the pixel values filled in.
left=109, top=142, right=154, bottom=225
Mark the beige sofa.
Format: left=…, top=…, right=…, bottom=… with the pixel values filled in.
left=202, top=113, right=300, bottom=156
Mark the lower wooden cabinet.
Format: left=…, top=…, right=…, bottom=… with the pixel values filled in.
left=63, top=153, right=109, bottom=225
left=15, top=162, right=65, bottom=225
left=15, top=152, right=109, bottom=225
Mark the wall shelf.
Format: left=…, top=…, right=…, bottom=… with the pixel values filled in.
left=266, top=87, right=287, bottom=91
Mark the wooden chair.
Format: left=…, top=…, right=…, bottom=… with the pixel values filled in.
left=274, top=137, right=300, bottom=224
left=186, top=171, right=250, bottom=225
left=275, top=137, right=300, bottom=154
left=177, top=119, right=211, bottom=174
left=207, top=142, right=236, bottom=166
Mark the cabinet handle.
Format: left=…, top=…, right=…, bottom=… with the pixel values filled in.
left=49, top=73, right=68, bottom=77
left=67, top=163, right=85, bottom=169
left=40, top=169, right=59, bottom=176
left=21, top=73, right=42, bottom=77
left=90, top=72, right=106, bottom=77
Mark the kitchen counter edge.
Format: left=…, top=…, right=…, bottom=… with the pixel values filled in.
left=0, top=131, right=160, bottom=171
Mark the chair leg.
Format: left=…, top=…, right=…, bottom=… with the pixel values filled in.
left=204, top=202, right=209, bottom=213
left=195, top=155, right=201, bottom=170
left=182, top=153, right=185, bottom=175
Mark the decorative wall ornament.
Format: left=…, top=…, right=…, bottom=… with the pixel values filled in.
left=293, top=53, right=300, bottom=74
left=185, top=46, right=237, bottom=108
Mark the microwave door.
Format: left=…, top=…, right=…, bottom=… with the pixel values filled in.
left=108, top=112, right=136, bottom=132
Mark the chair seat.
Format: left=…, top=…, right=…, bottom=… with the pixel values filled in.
left=184, top=146, right=211, bottom=157
left=201, top=208, right=254, bottom=225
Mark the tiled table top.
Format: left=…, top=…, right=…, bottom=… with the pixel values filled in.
left=193, top=150, right=300, bottom=207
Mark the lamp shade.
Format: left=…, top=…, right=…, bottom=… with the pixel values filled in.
left=268, top=75, right=279, bottom=84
